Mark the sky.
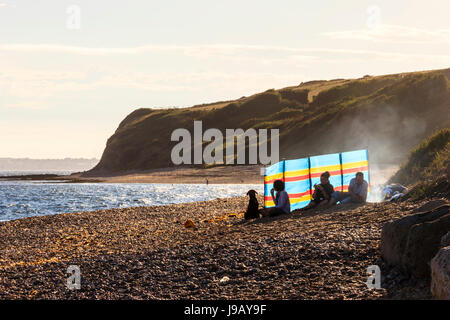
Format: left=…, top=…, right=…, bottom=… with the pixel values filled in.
left=0, top=0, right=449, bottom=159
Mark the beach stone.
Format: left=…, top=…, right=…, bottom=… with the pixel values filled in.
left=184, top=220, right=195, bottom=228
left=402, top=211, right=450, bottom=278
left=381, top=204, right=450, bottom=277
left=430, top=246, right=450, bottom=300
left=441, top=231, right=450, bottom=247
left=1, top=195, right=444, bottom=300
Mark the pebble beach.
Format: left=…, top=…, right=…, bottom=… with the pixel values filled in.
left=0, top=195, right=440, bottom=299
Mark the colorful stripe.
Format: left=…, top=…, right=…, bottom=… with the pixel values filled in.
left=264, top=172, right=284, bottom=184
left=342, top=185, right=371, bottom=192
left=284, top=158, right=310, bottom=210
left=310, top=164, right=342, bottom=174
left=264, top=161, right=285, bottom=208
left=310, top=153, right=342, bottom=192
left=341, top=150, right=370, bottom=198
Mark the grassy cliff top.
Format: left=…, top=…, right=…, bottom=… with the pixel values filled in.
left=87, top=68, right=450, bottom=175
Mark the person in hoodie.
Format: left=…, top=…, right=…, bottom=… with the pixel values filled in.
left=261, top=179, right=291, bottom=217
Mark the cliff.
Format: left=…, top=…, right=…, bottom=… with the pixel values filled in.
left=86, top=68, right=450, bottom=176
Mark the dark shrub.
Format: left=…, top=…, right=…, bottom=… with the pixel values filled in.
left=279, top=89, right=309, bottom=104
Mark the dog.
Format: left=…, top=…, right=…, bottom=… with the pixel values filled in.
left=245, top=189, right=260, bottom=220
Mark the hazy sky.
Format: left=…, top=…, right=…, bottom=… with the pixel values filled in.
left=1, top=0, right=449, bottom=158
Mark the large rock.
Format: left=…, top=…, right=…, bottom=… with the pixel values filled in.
left=380, top=202, right=450, bottom=278
left=441, top=231, right=450, bottom=247
left=402, top=212, right=450, bottom=277
left=381, top=202, right=449, bottom=265
left=410, top=199, right=448, bottom=214
left=430, top=246, right=450, bottom=299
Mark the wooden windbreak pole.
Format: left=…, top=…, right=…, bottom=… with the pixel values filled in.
left=339, top=152, right=344, bottom=192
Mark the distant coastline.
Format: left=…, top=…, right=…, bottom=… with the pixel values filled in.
left=0, top=165, right=263, bottom=184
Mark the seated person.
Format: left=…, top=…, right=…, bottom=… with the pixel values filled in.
left=297, top=171, right=334, bottom=211
left=261, top=180, right=291, bottom=217
left=330, top=171, right=368, bottom=205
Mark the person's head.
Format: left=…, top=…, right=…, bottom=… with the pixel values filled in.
left=273, top=180, right=285, bottom=192
left=320, top=171, right=330, bottom=184
left=355, top=172, right=364, bottom=184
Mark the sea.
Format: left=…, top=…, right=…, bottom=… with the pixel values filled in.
left=0, top=171, right=263, bottom=222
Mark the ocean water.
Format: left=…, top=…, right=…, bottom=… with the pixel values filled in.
left=0, top=180, right=263, bottom=222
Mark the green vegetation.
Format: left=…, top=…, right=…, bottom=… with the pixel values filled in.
left=311, top=76, right=398, bottom=106
left=388, top=128, right=450, bottom=200
left=86, top=68, right=450, bottom=175
left=389, top=128, right=450, bottom=185
left=404, top=176, right=449, bottom=201
left=279, top=88, right=309, bottom=104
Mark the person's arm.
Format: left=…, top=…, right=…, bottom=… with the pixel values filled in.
left=349, top=184, right=365, bottom=202
left=312, top=184, right=320, bottom=200
left=321, top=184, right=332, bottom=200
left=360, top=183, right=368, bottom=202
left=348, top=182, right=360, bottom=201
left=324, top=185, right=333, bottom=200
left=348, top=184, right=355, bottom=196
left=316, top=184, right=330, bottom=200
left=349, top=188, right=362, bottom=202
left=271, top=188, right=277, bottom=205
left=276, top=191, right=287, bottom=209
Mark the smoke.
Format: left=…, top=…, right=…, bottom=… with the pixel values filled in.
left=352, top=105, right=429, bottom=202
left=323, top=104, right=431, bottom=202
left=366, top=165, right=400, bottom=202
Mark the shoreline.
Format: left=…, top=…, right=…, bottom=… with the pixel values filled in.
left=0, top=164, right=398, bottom=185
left=0, top=165, right=264, bottom=184
left=1, top=195, right=443, bottom=299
